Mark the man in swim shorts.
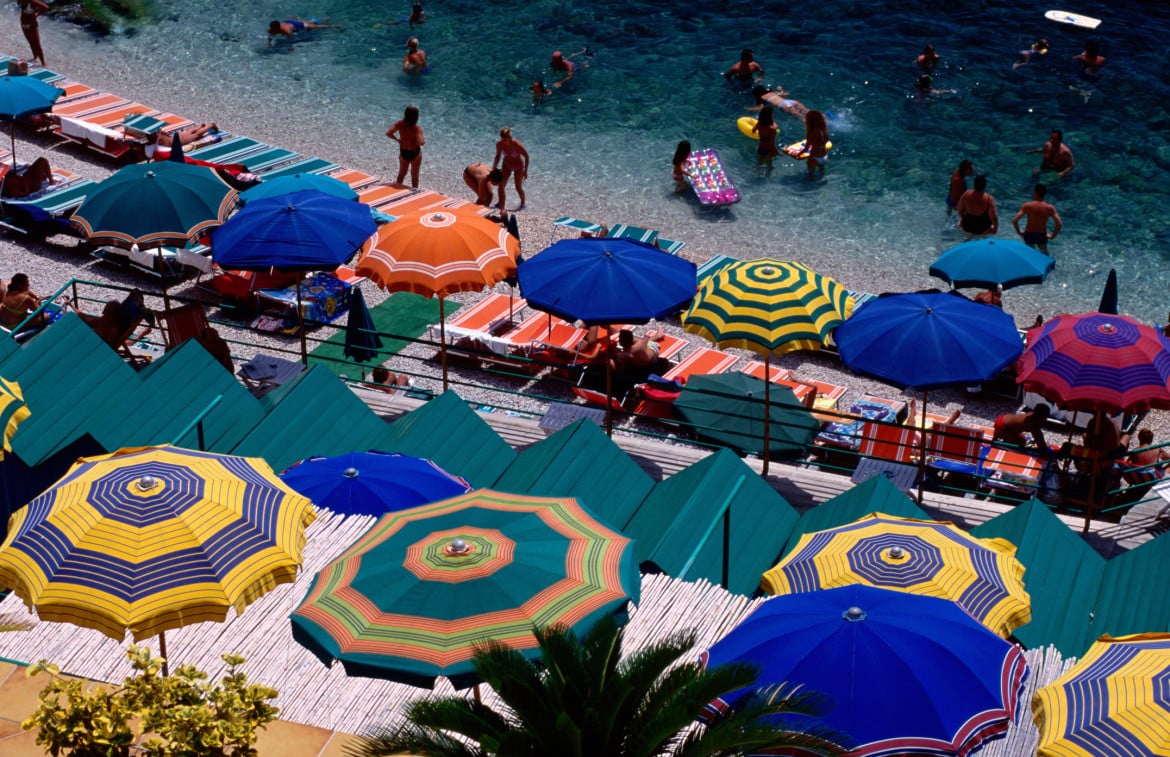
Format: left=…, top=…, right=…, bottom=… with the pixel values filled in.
left=946, top=159, right=974, bottom=219
left=1012, top=184, right=1062, bottom=253
left=614, top=328, right=665, bottom=372
left=1028, top=129, right=1075, bottom=178
left=403, top=37, right=428, bottom=73
left=724, top=48, right=764, bottom=87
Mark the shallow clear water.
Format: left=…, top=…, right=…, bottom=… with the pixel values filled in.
left=49, top=0, right=1170, bottom=322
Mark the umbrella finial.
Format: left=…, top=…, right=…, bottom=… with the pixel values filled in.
left=343, top=467, right=359, bottom=479
left=134, top=475, right=159, bottom=492
left=445, top=538, right=471, bottom=556
left=844, top=606, right=867, bottom=622
left=145, top=170, right=155, bottom=179
left=887, top=546, right=907, bottom=561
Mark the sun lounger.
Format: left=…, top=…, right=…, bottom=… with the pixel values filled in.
left=238, top=353, right=306, bottom=398
left=328, top=168, right=379, bottom=190
left=375, top=189, right=444, bottom=215
left=425, top=293, right=528, bottom=356
left=859, top=420, right=919, bottom=464
left=54, top=80, right=97, bottom=103
left=51, top=93, right=129, bottom=120
left=630, top=346, right=740, bottom=418
left=4, top=175, right=95, bottom=224
left=80, top=104, right=158, bottom=129
left=926, top=423, right=988, bottom=477
left=815, top=394, right=907, bottom=451
left=185, top=136, right=266, bottom=164
left=333, top=265, right=366, bottom=286
left=357, top=184, right=410, bottom=208
left=505, top=312, right=587, bottom=361
left=54, top=116, right=144, bottom=160
left=240, top=146, right=301, bottom=172
left=738, top=362, right=817, bottom=408
left=156, top=302, right=211, bottom=349
left=256, top=156, right=339, bottom=179
left=121, top=112, right=194, bottom=138
left=697, top=254, right=737, bottom=283
left=980, top=446, right=1044, bottom=495
left=657, top=237, right=686, bottom=255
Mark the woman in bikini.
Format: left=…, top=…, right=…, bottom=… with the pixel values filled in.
left=804, top=109, right=829, bottom=178
left=1, top=273, right=46, bottom=330
left=386, top=105, right=424, bottom=188
left=492, top=127, right=529, bottom=210
left=752, top=107, right=779, bottom=171
left=19, top=0, right=48, bottom=68
left=956, top=174, right=998, bottom=236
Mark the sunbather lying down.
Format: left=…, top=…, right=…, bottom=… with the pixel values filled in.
left=146, top=122, right=218, bottom=150
left=1, top=157, right=55, bottom=198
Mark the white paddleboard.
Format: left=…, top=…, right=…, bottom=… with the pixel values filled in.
left=1045, top=9, right=1101, bottom=29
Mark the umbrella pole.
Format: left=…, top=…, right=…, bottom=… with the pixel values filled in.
left=159, top=631, right=170, bottom=677
left=917, top=390, right=928, bottom=504
left=440, top=298, right=448, bottom=392
left=762, top=357, right=771, bottom=477
left=297, top=281, right=308, bottom=365
left=605, top=359, right=613, bottom=436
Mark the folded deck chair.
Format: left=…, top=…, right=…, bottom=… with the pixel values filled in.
left=237, top=353, right=305, bottom=397
left=858, top=420, right=920, bottom=465
left=156, top=302, right=210, bottom=349
left=549, top=216, right=607, bottom=244
left=631, top=346, right=738, bottom=417
left=981, top=446, right=1044, bottom=494
left=607, top=223, right=659, bottom=247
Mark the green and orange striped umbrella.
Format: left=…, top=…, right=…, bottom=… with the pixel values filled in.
left=1033, top=633, right=1170, bottom=756
left=761, top=513, right=1031, bottom=638
left=289, top=489, right=639, bottom=688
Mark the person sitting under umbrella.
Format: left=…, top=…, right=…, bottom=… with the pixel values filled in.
left=612, top=328, right=667, bottom=373
left=371, top=365, right=412, bottom=393
left=0, top=156, right=54, bottom=198
left=992, top=404, right=1049, bottom=451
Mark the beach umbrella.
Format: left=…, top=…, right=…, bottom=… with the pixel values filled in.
left=342, top=286, right=382, bottom=364
left=1033, top=633, right=1170, bottom=757
left=0, top=445, right=316, bottom=674
left=760, top=512, right=1032, bottom=638
left=279, top=450, right=471, bottom=518
left=70, top=161, right=238, bottom=249
left=1017, top=312, right=1170, bottom=415
left=682, top=259, right=853, bottom=475
left=929, top=238, right=1055, bottom=291
left=239, top=173, right=358, bottom=205
left=517, top=237, right=697, bottom=324
left=0, top=75, right=63, bottom=164
left=211, top=189, right=378, bottom=362
left=355, top=207, right=520, bottom=390
left=673, top=372, right=820, bottom=459
left=701, top=584, right=1028, bottom=757
left=516, top=236, right=698, bottom=433
left=0, top=376, right=30, bottom=459
left=289, top=488, right=638, bottom=688
left=833, top=291, right=1023, bottom=500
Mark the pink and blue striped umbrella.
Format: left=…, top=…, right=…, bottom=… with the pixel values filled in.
left=1017, top=312, right=1170, bottom=414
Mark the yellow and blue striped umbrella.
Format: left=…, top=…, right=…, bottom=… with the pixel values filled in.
left=682, top=259, right=854, bottom=355
left=0, top=377, right=30, bottom=459
left=0, top=445, right=316, bottom=641
left=761, top=513, right=1031, bottom=638
left=1033, top=633, right=1170, bottom=756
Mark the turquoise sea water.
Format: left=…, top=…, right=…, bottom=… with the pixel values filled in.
left=39, top=0, right=1170, bottom=322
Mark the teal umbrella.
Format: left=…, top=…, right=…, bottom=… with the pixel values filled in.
left=239, top=173, right=357, bottom=205
left=673, top=372, right=820, bottom=459
left=70, top=161, right=238, bottom=249
left=0, top=76, right=63, bottom=164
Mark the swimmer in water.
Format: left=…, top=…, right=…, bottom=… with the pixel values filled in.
left=1073, top=39, right=1105, bottom=77
left=1014, top=37, right=1049, bottom=69
left=550, top=48, right=590, bottom=88
left=267, top=18, right=337, bottom=45
left=403, top=37, right=428, bottom=73
left=916, top=43, right=940, bottom=72
left=530, top=79, right=552, bottom=105
left=747, top=84, right=810, bottom=122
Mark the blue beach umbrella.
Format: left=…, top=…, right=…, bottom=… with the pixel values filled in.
left=0, top=76, right=63, bottom=164
left=929, top=238, right=1055, bottom=291
left=211, top=189, right=376, bottom=271
left=280, top=450, right=471, bottom=517
left=701, top=584, right=1028, bottom=757
left=239, top=173, right=358, bottom=205
left=343, top=286, right=382, bottom=363
left=833, top=291, right=1023, bottom=390
left=516, top=237, right=698, bottom=325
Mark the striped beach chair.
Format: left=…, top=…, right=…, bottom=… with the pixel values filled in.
left=738, top=362, right=817, bottom=408
left=549, top=216, right=606, bottom=244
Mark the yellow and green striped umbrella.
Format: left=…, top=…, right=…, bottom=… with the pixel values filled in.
left=1033, top=633, right=1170, bottom=756
left=0, top=445, right=317, bottom=642
left=761, top=513, right=1031, bottom=638
left=0, top=377, right=30, bottom=459
left=683, top=259, right=854, bottom=355
left=290, top=489, right=639, bottom=689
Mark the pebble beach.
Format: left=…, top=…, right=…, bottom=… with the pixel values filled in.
left=2, top=12, right=1167, bottom=447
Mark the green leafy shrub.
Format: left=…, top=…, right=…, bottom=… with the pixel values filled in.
left=23, top=645, right=280, bottom=757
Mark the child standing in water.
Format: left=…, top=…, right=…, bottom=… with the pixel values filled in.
left=804, top=110, right=829, bottom=178
left=672, top=140, right=693, bottom=193
left=752, top=106, right=779, bottom=172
